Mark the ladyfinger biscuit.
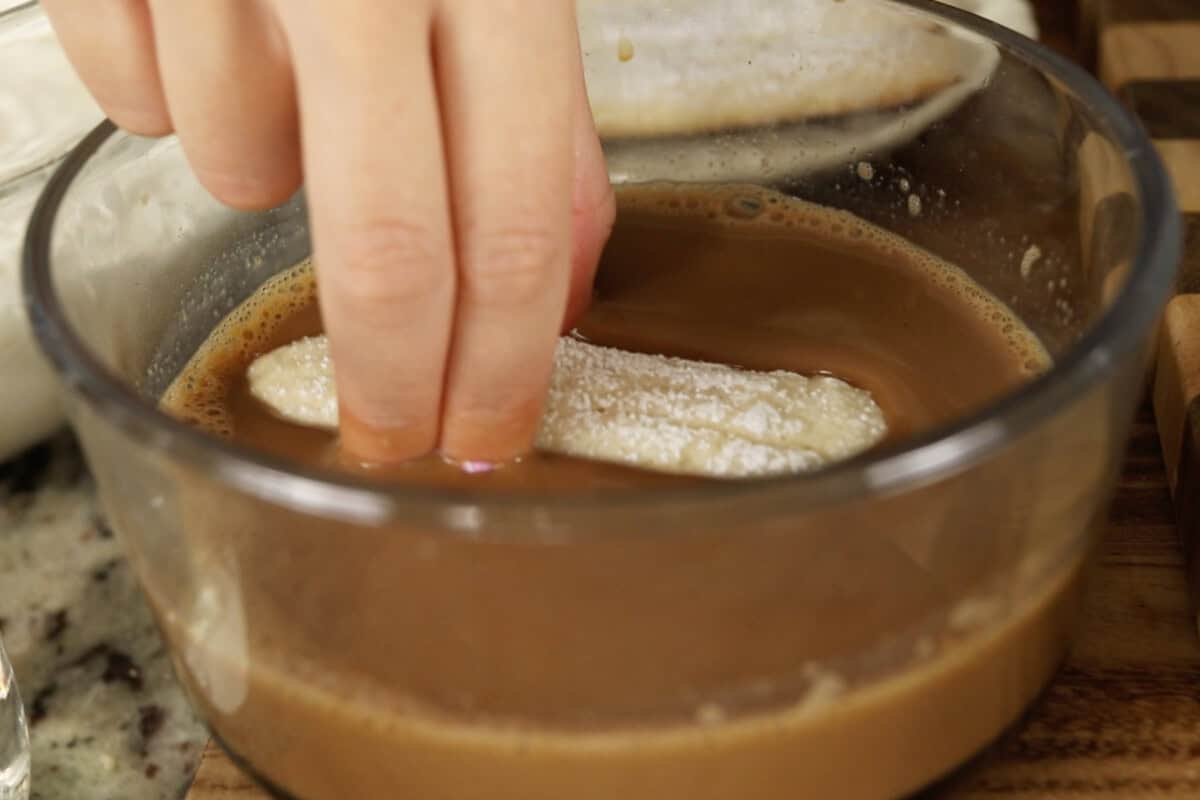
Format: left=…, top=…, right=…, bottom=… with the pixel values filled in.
left=247, top=335, right=887, bottom=478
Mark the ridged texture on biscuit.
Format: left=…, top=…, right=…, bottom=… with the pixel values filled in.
left=541, top=338, right=886, bottom=476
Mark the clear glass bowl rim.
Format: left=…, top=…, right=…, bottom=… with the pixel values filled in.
left=21, top=0, right=1181, bottom=526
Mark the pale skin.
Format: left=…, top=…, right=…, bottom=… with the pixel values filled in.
left=43, top=0, right=616, bottom=465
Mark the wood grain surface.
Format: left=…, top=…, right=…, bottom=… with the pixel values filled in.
left=922, top=406, right=1199, bottom=799
left=187, top=2, right=1200, bottom=797
left=1094, top=0, right=1200, bottom=636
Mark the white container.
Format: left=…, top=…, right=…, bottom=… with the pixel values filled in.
left=0, top=2, right=101, bottom=461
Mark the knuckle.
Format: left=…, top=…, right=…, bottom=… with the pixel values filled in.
left=463, top=226, right=564, bottom=308
left=332, top=216, right=453, bottom=308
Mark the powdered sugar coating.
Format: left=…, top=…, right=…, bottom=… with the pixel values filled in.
left=542, top=338, right=886, bottom=477
left=246, top=335, right=336, bottom=431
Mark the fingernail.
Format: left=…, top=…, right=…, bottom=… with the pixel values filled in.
left=458, top=460, right=498, bottom=475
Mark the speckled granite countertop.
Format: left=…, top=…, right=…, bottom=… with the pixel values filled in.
left=0, top=433, right=206, bottom=799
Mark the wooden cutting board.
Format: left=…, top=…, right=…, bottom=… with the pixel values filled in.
left=1092, top=0, right=1200, bottom=637
left=186, top=3, right=1200, bottom=797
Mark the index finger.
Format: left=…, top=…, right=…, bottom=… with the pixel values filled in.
left=275, top=0, right=455, bottom=463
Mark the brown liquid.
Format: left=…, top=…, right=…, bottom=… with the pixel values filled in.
left=164, top=184, right=1045, bottom=487
left=153, top=185, right=1082, bottom=800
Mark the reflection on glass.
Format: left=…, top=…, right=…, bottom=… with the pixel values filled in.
left=0, top=637, right=28, bottom=800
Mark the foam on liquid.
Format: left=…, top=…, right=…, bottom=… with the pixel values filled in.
left=163, top=183, right=1047, bottom=457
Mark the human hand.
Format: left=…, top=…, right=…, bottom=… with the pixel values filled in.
left=43, top=0, right=615, bottom=465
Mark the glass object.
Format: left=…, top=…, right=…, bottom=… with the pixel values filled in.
left=0, top=1, right=103, bottom=461
left=0, top=1, right=102, bottom=186
left=0, top=637, right=29, bottom=800
left=22, top=1, right=1180, bottom=798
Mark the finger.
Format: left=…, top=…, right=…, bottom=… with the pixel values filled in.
left=42, top=0, right=171, bottom=135
left=562, top=34, right=615, bottom=332
left=435, top=0, right=577, bottom=462
left=275, top=0, right=455, bottom=462
left=146, top=0, right=301, bottom=209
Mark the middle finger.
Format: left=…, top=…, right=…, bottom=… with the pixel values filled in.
left=276, top=0, right=457, bottom=462
left=434, top=0, right=577, bottom=462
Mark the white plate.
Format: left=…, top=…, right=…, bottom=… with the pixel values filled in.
left=602, top=0, right=1038, bottom=184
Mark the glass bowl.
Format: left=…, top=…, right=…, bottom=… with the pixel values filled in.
left=22, top=1, right=1179, bottom=798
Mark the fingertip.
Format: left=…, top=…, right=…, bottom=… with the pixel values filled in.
left=105, top=106, right=175, bottom=138
left=439, top=392, right=547, bottom=465
left=43, top=0, right=172, bottom=137
left=194, top=163, right=303, bottom=211
left=337, top=412, right=439, bottom=466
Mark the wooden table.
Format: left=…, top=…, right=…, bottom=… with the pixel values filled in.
left=923, top=405, right=1199, bottom=798
left=187, top=3, right=1200, bottom=798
